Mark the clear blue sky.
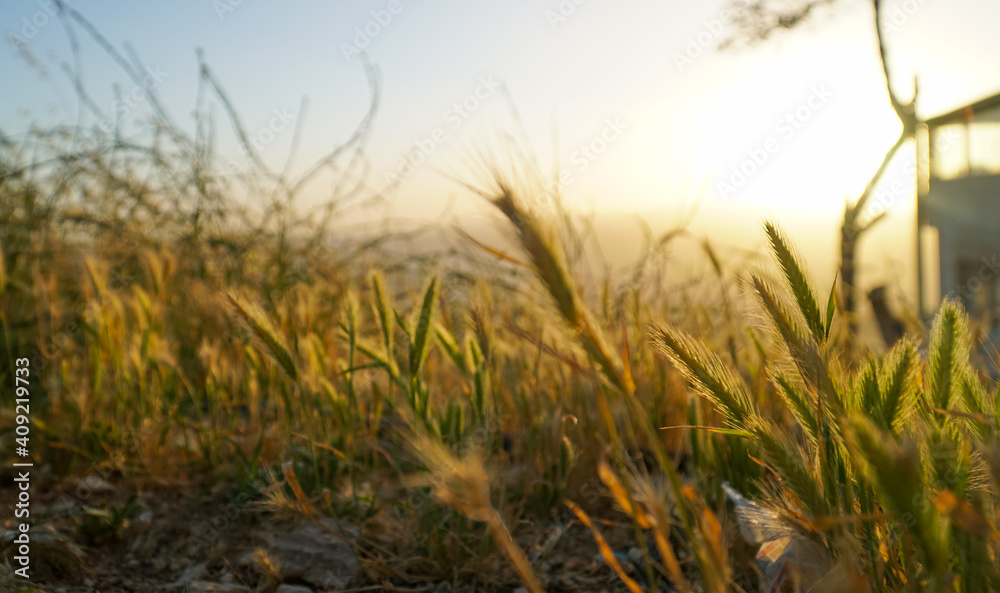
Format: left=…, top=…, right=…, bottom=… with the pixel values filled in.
left=3, top=0, right=1000, bottom=290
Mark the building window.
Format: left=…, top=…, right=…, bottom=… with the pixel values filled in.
left=930, top=122, right=1000, bottom=179
left=932, top=124, right=969, bottom=180
left=969, top=123, right=1000, bottom=175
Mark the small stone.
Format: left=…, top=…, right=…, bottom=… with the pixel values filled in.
left=513, top=588, right=528, bottom=593
left=171, top=562, right=207, bottom=587
left=276, top=585, right=314, bottom=593
left=252, top=518, right=359, bottom=589
left=77, top=473, right=116, bottom=494
left=627, top=546, right=643, bottom=564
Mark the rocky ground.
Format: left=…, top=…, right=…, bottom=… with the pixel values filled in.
left=0, top=472, right=672, bottom=593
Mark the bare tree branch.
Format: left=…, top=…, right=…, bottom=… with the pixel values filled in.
left=720, top=0, right=922, bottom=342
left=719, top=0, right=839, bottom=49
left=872, top=0, right=917, bottom=134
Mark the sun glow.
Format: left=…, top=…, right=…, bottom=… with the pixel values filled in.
left=598, top=20, right=909, bottom=222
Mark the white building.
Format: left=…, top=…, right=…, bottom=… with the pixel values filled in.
left=917, top=91, right=1000, bottom=335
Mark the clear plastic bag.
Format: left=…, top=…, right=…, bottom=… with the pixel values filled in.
left=723, top=483, right=833, bottom=592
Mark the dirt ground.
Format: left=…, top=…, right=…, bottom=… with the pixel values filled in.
left=0, top=471, right=683, bottom=593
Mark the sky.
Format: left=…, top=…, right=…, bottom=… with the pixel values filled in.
left=3, top=0, right=1000, bottom=300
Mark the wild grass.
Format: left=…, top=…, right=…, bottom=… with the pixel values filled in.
left=3, top=20, right=1000, bottom=591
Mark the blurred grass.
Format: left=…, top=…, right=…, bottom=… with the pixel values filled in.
left=0, top=101, right=757, bottom=588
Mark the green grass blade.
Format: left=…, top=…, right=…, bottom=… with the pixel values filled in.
left=435, top=323, right=467, bottom=374
left=750, top=418, right=828, bottom=517
left=750, top=274, right=840, bottom=414
left=764, top=221, right=826, bottom=344
left=409, top=276, right=439, bottom=375
left=927, top=300, right=970, bottom=412
left=825, top=272, right=837, bottom=341
left=772, top=371, right=818, bottom=443
left=370, top=271, right=395, bottom=352
left=227, top=292, right=297, bottom=381
left=856, top=359, right=881, bottom=416
left=650, top=321, right=757, bottom=429
left=878, top=339, right=917, bottom=435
